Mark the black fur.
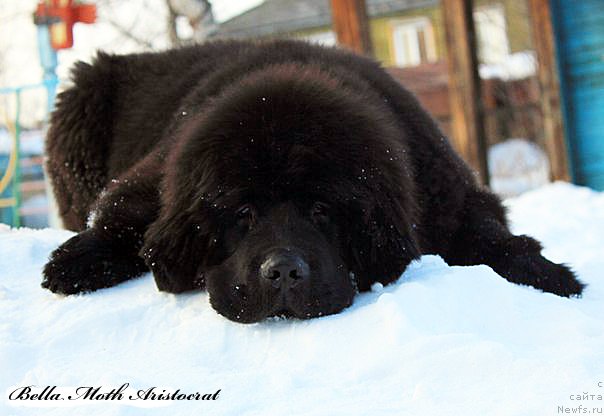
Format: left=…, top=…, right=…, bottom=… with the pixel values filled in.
left=42, top=39, right=584, bottom=323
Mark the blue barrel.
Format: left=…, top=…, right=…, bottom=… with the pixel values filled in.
left=551, top=0, right=604, bottom=190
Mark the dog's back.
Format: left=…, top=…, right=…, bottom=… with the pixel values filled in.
left=46, top=43, right=243, bottom=230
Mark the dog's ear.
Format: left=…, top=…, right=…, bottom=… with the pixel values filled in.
left=140, top=205, right=218, bottom=293
left=346, top=193, right=421, bottom=291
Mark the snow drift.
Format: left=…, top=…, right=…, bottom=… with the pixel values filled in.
left=1, top=182, right=603, bottom=415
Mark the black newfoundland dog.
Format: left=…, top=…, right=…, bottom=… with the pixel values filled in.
left=42, top=40, right=583, bottom=323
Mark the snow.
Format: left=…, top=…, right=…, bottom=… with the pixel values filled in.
left=488, top=138, right=551, bottom=198
left=479, top=51, right=537, bottom=81
left=1, top=183, right=603, bottom=415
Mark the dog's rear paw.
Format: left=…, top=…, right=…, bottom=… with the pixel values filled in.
left=494, top=253, right=585, bottom=297
left=42, top=230, right=147, bottom=295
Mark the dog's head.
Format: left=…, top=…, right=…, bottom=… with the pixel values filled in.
left=141, top=64, right=420, bottom=323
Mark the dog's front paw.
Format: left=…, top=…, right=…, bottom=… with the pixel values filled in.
left=495, top=253, right=585, bottom=297
left=42, top=230, right=147, bottom=295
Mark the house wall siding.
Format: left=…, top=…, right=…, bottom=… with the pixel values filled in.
left=286, top=0, right=532, bottom=67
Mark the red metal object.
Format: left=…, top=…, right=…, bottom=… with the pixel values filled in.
left=34, top=0, right=96, bottom=50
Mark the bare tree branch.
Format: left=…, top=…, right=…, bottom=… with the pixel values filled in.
left=102, top=16, right=156, bottom=49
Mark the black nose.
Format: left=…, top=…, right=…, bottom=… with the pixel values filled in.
left=260, top=251, right=310, bottom=288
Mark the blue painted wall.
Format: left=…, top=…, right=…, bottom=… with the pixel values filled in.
left=551, top=0, right=604, bottom=190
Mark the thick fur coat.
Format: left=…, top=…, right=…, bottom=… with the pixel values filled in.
left=42, top=40, right=583, bottom=323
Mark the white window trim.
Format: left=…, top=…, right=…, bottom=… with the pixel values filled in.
left=390, top=17, right=437, bottom=68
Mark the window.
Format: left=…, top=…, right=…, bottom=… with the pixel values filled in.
left=391, top=18, right=437, bottom=67
left=473, top=4, right=510, bottom=64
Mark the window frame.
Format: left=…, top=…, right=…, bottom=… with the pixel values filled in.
left=389, top=17, right=437, bottom=68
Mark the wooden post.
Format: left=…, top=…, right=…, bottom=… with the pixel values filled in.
left=527, top=0, right=570, bottom=181
left=330, top=0, right=373, bottom=56
left=442, top=0, right=489, bottom=184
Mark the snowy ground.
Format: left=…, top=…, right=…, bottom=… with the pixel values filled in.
left=488, top=138, right=550, bottom=198
left=1, top=182, right=603, bottom=416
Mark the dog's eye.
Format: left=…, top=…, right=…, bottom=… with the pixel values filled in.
left=311, top=202, right=330, bottom=223
left=236, top=204, right=255, bottom=228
